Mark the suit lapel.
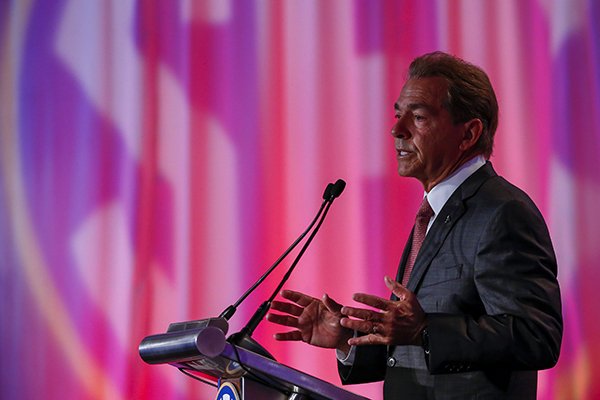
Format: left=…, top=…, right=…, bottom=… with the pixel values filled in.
left=404, top=162, right=497, bottom=291
left=392, top=229, right=414, bottom=300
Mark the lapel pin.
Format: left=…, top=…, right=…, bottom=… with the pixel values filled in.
left=444, top=215, right=451, bottom=224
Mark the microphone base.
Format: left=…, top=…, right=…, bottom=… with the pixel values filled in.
left=227, top=332, right=276, bottom=360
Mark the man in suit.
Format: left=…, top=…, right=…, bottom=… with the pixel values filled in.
left=266, top=51, right=562, bottom=399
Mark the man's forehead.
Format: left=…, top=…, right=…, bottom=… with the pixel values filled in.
left=395, top=77, right=448, bottom=109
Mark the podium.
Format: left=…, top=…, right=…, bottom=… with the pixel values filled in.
left=139, top=318, right=369, bottom=400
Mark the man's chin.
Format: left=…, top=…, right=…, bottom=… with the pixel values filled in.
left=396, top=165, right=417, bottom=178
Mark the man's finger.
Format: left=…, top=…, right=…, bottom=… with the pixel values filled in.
left=322, top=293, right=343, bottom=314
left=273, top=330, right=303, bottom=341
left=384, top=275, right=409, bottom=301
left=280, top=289, right=316, bottom=307
left=340, top=305, right=382, bottom=322
left=340, top=316, right=377, bottom=334
left=270, top=300, right=304, bottom=316
left=351, top=292, right=392, bottom=310
left=348, top=334, right=385, bottom=346
left=266, top=312, right=298, bottom=328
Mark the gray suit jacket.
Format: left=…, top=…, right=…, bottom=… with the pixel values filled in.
left=338, top=162, right=562, bottom=400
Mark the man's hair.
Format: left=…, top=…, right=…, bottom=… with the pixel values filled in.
left=408, top=51, right=499, bottom=159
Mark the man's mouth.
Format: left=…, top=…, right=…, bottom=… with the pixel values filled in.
left=396, top=149, right=412, bottom=157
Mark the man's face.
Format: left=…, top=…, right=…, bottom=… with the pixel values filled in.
left=392, top=77, right=468, bottom=191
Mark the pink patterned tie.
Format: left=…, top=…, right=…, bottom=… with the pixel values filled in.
left=401, top=197, right=434, bottom=286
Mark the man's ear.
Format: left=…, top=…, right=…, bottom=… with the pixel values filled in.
left=459, top=118, right=483, bottom=152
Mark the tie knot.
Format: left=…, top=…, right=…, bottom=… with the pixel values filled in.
left=416, top=197, right=434, bottom=220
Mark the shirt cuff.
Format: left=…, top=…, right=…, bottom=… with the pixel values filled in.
left=336, top=331, right=357, bottom=366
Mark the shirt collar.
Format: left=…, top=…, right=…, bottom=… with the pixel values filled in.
left=425, top=155, right=486, bottom=218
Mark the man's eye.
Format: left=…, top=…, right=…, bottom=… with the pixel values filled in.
left=414, top=114, right=425, bottom=121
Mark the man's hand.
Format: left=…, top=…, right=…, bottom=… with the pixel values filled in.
left=340, top=276, right=427, bottom=346
left=267, top=289, right=353, bottom=353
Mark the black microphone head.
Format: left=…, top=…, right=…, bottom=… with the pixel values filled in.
left=327, top=179, right=346, bottom=202
left=329, top=179, right=346, bottom=200
left=323, top=183, right=335, bottom=200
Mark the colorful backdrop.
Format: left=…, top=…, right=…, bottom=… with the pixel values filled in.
left=1, top=0, right=599, bottom=399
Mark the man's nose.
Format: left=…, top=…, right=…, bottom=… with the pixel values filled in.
left=391, top=116, right=409, bottom=138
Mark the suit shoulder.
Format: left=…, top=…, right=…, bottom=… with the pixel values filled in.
left=474, top=175, right=540, bottom=211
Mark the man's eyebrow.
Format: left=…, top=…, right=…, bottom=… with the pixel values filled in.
left=394, top=102, right=431, bottom=112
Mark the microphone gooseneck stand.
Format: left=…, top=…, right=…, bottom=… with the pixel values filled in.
left=227, top=180, right=346, bottom=359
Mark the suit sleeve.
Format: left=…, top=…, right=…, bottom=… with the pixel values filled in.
left=337, top=344, right=388, bottom=384
left=425, top=199, right=563, bottom=374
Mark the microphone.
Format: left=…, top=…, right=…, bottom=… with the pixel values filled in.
left=228, top=179, right=346, bottom=358
left=328, top=179, right=346, bottom=201
left=218, top=181, right=337, bottom=322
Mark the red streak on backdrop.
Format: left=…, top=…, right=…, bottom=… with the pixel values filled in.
left=1, top=1, right=599, bottom=399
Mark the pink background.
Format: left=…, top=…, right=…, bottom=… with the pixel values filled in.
left=1, top=1, right=599, bottom=399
